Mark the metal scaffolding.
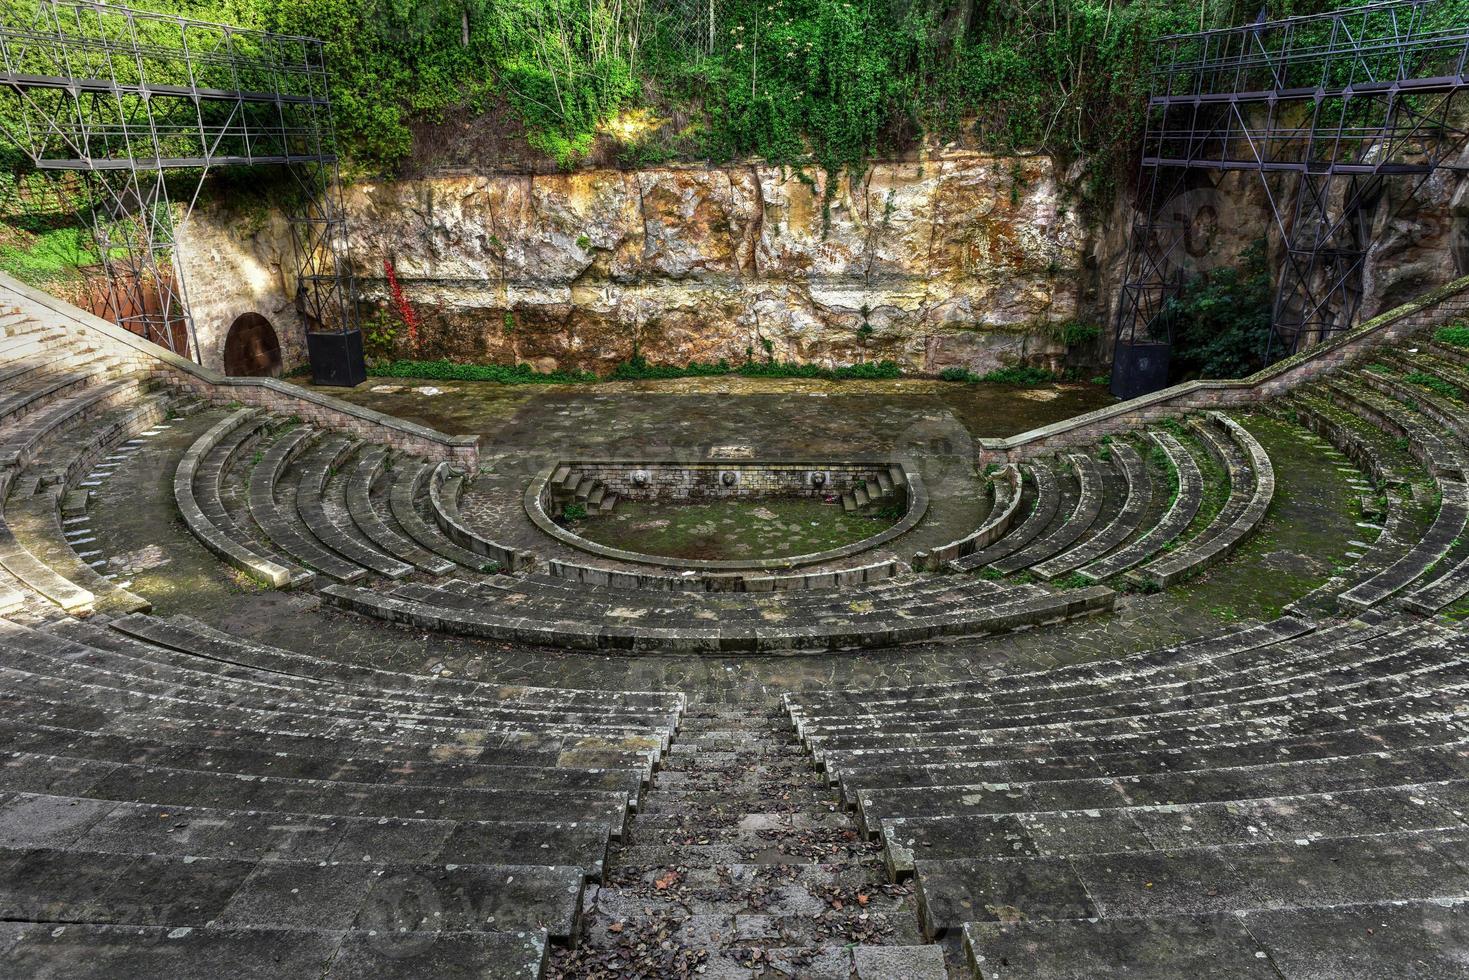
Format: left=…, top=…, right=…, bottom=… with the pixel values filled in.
left=0, top=0, right=355, bottom=361
left=1111, top=0, right=1469, bottom=397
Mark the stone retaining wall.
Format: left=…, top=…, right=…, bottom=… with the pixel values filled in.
left=0, top=273, right=479, bottom=468
left=978, top=273, right=1469, bottom=464
left=571, top=460, right=886, bottom=502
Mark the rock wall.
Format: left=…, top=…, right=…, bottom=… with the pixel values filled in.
left=176, top=144, right=1469, bottom=378
left=336, top=151, right=1088, bottom=375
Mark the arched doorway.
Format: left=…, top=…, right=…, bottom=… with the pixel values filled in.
left=223, top=312, right=282, bottom=377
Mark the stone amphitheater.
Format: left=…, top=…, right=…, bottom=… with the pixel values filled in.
left=2, top=267, right=1469, bottom=979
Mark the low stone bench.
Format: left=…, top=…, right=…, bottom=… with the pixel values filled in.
left=174, top=410, right=310, bottom=589
left=247, top=425, right=368, bottom=584
left=1134, top=414, right=1276, bottom=589
left=912, top=464, right=1021, bottom=572
left=993, top=453, right=1104, bottom=574
left=1078, top=429, right=1203, bottom=583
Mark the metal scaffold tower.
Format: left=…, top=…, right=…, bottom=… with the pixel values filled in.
left=0, top=0, right=359, bottom=381
left=1111, top=0, right=1469, bottom=399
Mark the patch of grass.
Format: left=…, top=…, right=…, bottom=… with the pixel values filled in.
left=1434, top=324, right=1469, bottom=348
left=561, top=503, right=588, bottom=522
left=0, top=225, right=116, bottom=287
left=1404, top=372, right=1461, bottom=400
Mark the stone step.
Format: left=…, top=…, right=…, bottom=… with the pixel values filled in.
left=388, top=460, right=498, bottom=572
left=345, top=448, right=456, bottom=575
left=803, top=629, right=1467, bottom=755
left=0, top=751, right=636, bottom=839
left=2, top=917, right=549, bottom=979
left=1133, top=414, right=1276, bottom=590
left=587, top=863, right=905, bottom=919
left=812, top=687, right=1466, bottom=778
left=0, top=843, right=586, bottom=941
left=915, top=826, right=1469, bottom=938
left=175, top=410, right=313, bottom=590
left=831, top=701, right=1469, bottom=803
left=853, top=740, right=1469, bottom=837
left=0, top=789, right=615, bottom=879
left=43, top=619, right=671, bottom=730
left=246, top=426, right=368, bottom=583
left=575, top=915, right=938, bottom=970
left=955, top=459, right=1062, bottom=570
left=114, top=613, right=683, bottom=715
left=295, top=437, right=414, bottom=580
left=1036, top=441, right=1153, bottom=581
left=963, top=900, right=1469, bottom=980
left=795, top=617, right=1430, bottom=732
left=1077, top=429, right=1204, bottom=583
left=994, top=453, right=1105, bottom=575
left=879, top=778, right=1469, bottom=878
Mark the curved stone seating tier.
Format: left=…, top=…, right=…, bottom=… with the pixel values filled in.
left=1032, top=441, right=1151, bottom=580
left=112, top=613, right=682, bottom=720
left=294, top=435, right=413, bottom=580
left=247, top=426, right=369, bottom=584
left=347, top=447, right=457, bottom=575
left=0, top=364, right=182, bottom=615
left=992, top=453, right=1104, bottom=574
left=1075, top=429, right=1204, bottom=583
left=1280, top=366, right=1469, bottom=613
left=1132, top=413, right=1276, bottom=590
left=174, top=410, right=312, bottom=590
left=321, top=574, right=1116, bottom=654
left=0, top=604, right=682, bottom=977
left=547, top=555, right=904, bottom=592
left=389, top=459, right=504, bottom=572
left=952, top=459, right=1061, bottom=571
left=962, top=900, right=1469, bottom=980
left=429, top=462, right=535, bottom=572
left=1321, top=375, right=1465, bottom=478
left=781, top=611, right=1469, bottom=962
left=912, top=463, right=1021, bottom=572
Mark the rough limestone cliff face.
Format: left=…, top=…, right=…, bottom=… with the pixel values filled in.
left=175, top=146, right=1468, bottom=378
left=341, top=151, right=1087, bottom=375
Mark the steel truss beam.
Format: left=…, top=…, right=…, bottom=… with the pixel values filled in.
left=0, top=0, right=354, bottom=362
left=1113, top=0, right=1469, bottom=389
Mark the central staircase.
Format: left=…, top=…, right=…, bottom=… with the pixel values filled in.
left=551, top=701, right=947, bottom=979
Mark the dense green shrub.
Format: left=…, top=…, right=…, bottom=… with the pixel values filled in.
left=6, top=0, right=1351, bottom=192
left=940, top=364, right=1058, bottom=386
left=1163, top=239, right=1274, bottom=380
